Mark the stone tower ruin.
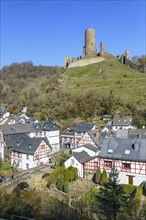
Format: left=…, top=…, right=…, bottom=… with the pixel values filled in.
left=125, top=50, right=130, bottom=60
left=100, top=42, right=104, bottom=56
left=85, top=28, right=96, bottom=56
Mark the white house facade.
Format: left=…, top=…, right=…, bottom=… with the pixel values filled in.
left=9, top=135, right=52, bottom=170
left=99, top=137, right=146, bottom=186
left=0, top=131, right=4, bottom=160
left=65, top=155, right=84, bottom=178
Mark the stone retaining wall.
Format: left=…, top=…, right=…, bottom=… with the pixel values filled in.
left=68, top=57, right=105, bottom=68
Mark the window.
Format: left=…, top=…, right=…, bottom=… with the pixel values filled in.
left=104, top=160, right=112, bottom=168
left=122, top=163, right=131, bottom=170
left=108, top=149, right=113, bottom=154
left=26, top=154, right=29, bottom=160
left=26, top=163, right=29, bottom=169
left=71, top=159, right=74, bottom=165
left=41, top=144, right=45, bottom=149
left=125, top=150, right=130, bottom=155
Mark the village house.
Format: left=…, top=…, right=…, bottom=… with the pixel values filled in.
left=65, top=134, right=146, bottom=186
left=99, top=137, right=146, bottom=186
left=4, top=133, right=52, bottom=170
left=102, top=114, right=112, bottom=122
left=78, top=129, right=103, bottom=149
left=0, top=130, right=4, bottom=160
left=112, top=115, right=136, bottom=131
left=61, top=123, right=96, bottom=149
left=65, top=144, right=99, bottom=178
left=0, top=106, right=10, bottom=125
left=33, top=121, right=60, bottom=153
left=1, top=120, right=60, bottom=161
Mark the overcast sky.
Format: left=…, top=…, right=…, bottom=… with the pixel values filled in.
left=1, top=0, right=145, bottom=68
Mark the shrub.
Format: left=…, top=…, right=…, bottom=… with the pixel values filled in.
left=121, top=184, right=137, bottom=196
left=132, top=186, right=143, bottom=201
left=42, top=173, right=50, bottom=179
left=93, top=168, right=101, bottom=184
left=63, top=181, right=69, bottom=193
left=143, top=182, right=146, bottom=196
left=100, top=169, right=108, bottom=185
left=56, top=175, right=64, bottom=191
left=67, top=166, right=78, bottom=182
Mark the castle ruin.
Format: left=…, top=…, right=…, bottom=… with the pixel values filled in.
left=64, top=28, right=146, bottom=72
left=64, top=28, right=105, bottom=68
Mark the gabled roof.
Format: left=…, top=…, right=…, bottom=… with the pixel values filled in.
left=70, top=123, right=95, bottom=133
left=74, top=144, right=99, bottom=152
left=113, top=116, right=132, bottom=126
left=33, top=121, right=59, bottom=132
left=73, top=150, right=93, bottom=163
left=4, top=133, right=51, bottom=154
left=99, top=137, right=146, bottom=162
left=87, top=130, right=103, bottom=148
left=2, top=123, right=35, bottom=135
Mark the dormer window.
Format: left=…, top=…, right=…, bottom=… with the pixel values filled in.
left=125, top=150, right=130, bottom=155
left=108, top=149, right=113, bottom=154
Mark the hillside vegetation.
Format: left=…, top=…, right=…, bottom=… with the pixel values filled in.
left=0, top=58, right=146, bottom=128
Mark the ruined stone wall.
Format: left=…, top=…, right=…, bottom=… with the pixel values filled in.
left=125, top=57, right=146, bottom=73
left=67, top=57, right=105, bottom=68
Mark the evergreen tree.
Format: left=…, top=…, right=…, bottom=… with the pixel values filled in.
left=96, top=166, right=128, bottom=220
left=94, top=168, right=101, bottom=184
left=99, top=169, right=108, bottom=185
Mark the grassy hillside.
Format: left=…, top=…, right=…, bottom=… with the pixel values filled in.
left=62, top=59, right=145, bottom=102
left=1, top=59, right=146, bottom=128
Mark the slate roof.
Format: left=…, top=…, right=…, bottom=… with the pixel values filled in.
left=69, top=123, right=95, bottom=133
left=2, top=120, right=59, bottom=135
left=33, top=121, right=59, bottom=131
left=4, top=133, right=51, bottom=154
left=74, top=144, right=99, bottom=152
left=116, top=129, right=128, bottom=138
left=73, top=150, right=93, bottom=163
left=113, top=116, right=132, bottom=126
left=0, top=106, right=6, bottom=116
left=2, top=123, right=36, bottom=135
left=129, top=129, right=146, bottom=138
left=1, top=113, right=34, bottom=125
left=87, top=130, right=103, bottom=148
left=99, top=137, right=146, bottom=162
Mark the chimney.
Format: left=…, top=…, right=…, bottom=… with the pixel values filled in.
left=95, top=130, right=100, bottom=139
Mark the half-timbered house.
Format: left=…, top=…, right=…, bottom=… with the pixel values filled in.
left=33, top=121, right=60, bottom=152
left=61, top=123, right=96, bottom=149
left=8, top=134, right=52, bottom=170
left=99, top=137, right=146, bottom=185
left=65, top=144, right=99, bottom=178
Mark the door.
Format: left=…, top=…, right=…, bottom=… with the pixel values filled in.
left=128, top=175, right=133, bottom=185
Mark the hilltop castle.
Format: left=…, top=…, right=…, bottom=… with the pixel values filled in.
left=64, top=28, right=146, bottom=73
left=64, top=28, right=105, bottom=68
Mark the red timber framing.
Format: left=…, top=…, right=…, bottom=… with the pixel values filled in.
left=84, top=157, right=99, bottom=171
left=11, top=151, right=22, bottom=164
left=33, top=142, right=51, bottom=161
left=99, top=158, right=146, bottom=175
left=78, top=132, right=95, bottom=147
